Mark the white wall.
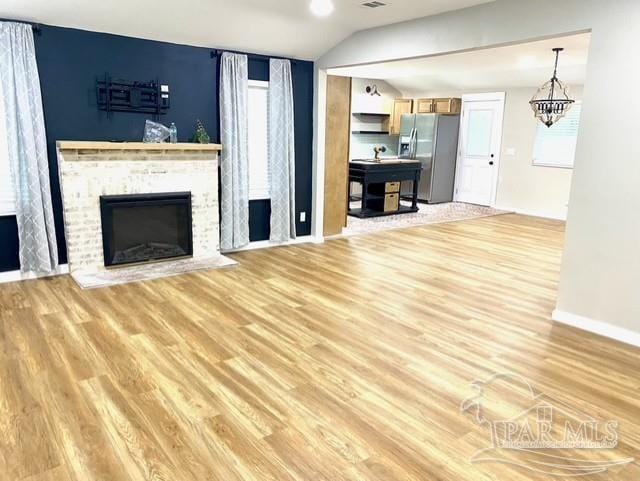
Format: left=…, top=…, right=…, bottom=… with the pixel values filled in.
left=350, top=78, right=398, bottom=115
left=497, top=87, right=579, bottom=220
left=349, top=78, right=401, bottom=160
left=315, top=0, right=640, bottom=343
left=408, top=86, right=581, bottom=220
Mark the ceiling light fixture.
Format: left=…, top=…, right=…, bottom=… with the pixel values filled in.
left=310, top=0, right=334, bottom=17
left=366, top=85, right=381, bottom=96
left=530, top=48, right=575, bottom=128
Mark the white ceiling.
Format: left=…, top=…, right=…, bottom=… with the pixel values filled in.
left=328, top=32, right=591, bottom=94
left=0, top=0, right=495, bottom=60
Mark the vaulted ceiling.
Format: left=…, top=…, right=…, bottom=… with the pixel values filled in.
left=0, top=0, right=495, bottom=59
left=328, top=32, right=591, bottom=94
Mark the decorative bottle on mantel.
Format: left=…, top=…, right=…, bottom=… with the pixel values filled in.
left=169, top=123, right=178, bottom=144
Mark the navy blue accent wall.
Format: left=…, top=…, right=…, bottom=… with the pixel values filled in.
left=0, top=216, right=20, bottom=272
left=0, top=23, right=313, bottom=271
left=248, top=200, right=272, bottom=242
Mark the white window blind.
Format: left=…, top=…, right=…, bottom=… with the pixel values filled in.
left=248, top=80, right=270, bottom=200
left=0, top=84, right=16, bottom=216
left=532, top=102, right=582, bottom=168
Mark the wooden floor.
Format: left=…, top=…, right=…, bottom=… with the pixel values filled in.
left=1, top=214, right=639, bottom=481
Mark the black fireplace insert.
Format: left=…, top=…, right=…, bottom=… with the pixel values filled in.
left=100, top=192, right=193, bottom=267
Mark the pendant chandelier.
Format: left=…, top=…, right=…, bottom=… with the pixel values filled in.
left=530, top=48, right=575, bottom=127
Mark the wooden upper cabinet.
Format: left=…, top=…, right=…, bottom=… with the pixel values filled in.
left=434, top=97, right=461, bottom=114
left=390, top=99, right=413, bottom=135
left=415, top=98, right=434, bottom=114
left=416, top=97, right=461, bottom=115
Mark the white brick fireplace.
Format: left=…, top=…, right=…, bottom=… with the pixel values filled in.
left=57, top=141, right=233, bottom=288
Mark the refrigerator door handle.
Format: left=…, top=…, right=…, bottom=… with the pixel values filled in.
left=428, top=116, right=440, bottom=202
left=410, top=128, right=418, bottom=159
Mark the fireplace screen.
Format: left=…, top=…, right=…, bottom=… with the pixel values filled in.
left=100, top=192, right=193, bottom=267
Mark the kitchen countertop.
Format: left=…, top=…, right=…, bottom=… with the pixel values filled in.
left=348, top=158, right=422, bottom=219
left=350, top=158, right=417, bottom=165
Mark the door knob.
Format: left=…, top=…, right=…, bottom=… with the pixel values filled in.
left=489, top=161, right=494, bottom=166
left=490, top=154, right=495, bottom=158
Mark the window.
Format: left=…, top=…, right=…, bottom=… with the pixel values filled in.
left=0, top=85, right=16, bottom=216
left=532, top=102, right=582, bottom=168
left=248, top=80, right=270, bottom=200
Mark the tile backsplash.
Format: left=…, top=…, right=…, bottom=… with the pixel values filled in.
left=350, top=133, right=399, bottom=160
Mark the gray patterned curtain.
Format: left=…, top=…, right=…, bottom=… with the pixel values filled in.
left=0, top=22, right=58, bottom=273
left=268, top=59, right=296, bottom=242
left=220, top=52, right=250, bottom=250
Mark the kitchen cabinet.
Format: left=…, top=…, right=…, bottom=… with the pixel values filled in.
left=415, top=97, right=461, bottom=115
left=434, top=97, right=461, bottom=114
left=415, top=98, right=435, bottom=113
left=390, top=99, right=414, bottom=135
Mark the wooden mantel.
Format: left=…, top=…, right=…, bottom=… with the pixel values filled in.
left=57, top=141, right=222, bottom=154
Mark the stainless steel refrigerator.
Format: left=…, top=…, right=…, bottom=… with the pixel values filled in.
left=398, top=113, right=460, bottom=203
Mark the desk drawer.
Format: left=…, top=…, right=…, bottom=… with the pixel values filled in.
left=369, top=181, right=402, bottom=196
left=384, top=193, right=400, bottom=212
left=385, top=181, right=401, bottom=193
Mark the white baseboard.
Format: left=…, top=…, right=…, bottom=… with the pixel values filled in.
left=0, top=264, right=70, bottom=284
left=1, top=236, right=326, bottom=282
left=495, top=205, right=567, bottom=221
left=222, top=235, right=324, bottom=254
left=552, top=309, right=640, bottom=348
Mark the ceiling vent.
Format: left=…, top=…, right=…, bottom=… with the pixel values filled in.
left=361, top=1, right=387, bottom=8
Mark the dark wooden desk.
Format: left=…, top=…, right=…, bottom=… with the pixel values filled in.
left=348, top=160, right=422, bottom=218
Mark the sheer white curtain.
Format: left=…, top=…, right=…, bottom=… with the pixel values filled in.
left=219, top=52, right=250, bottom=250
left=268, top=59, right=296, bottom=242
left=0, top=22, right=58, bottom=273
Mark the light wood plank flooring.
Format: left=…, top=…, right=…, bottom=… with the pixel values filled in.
left=1, top=214, right=639, bottom=481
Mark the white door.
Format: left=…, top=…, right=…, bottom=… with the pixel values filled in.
left=455, top=95, right=504, bottom=206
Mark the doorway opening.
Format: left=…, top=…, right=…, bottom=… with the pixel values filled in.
left=320, top=31, right=591, bottom=237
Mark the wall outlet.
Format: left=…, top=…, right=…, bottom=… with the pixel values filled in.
left=300, top=211, right=307, bottom=222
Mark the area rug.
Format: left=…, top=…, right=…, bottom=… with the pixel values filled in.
left=71, top=255, right=238, bottom=289
left=342, top=201, right=509, bottom=237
